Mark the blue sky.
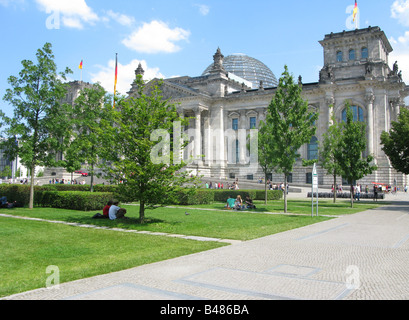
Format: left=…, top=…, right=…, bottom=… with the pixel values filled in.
left=1, top=0, right=409, bottom=117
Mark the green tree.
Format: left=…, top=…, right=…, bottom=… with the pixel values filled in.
left=263, top=66, right=318, bottom=213
left=0, top=166, right=12, bottom=179
left=100, top=77, right=198, bottom=223
left=335, top=103, right=377, bottom=208
left=258, top=121, right=275, bottom=204
left=0, top=43, right=72, bottom=208
left=381, top=108, right=409, bottom=175
left=65, top=83, right=112, bottom=191
left=319, top=115, right=343, bottom=203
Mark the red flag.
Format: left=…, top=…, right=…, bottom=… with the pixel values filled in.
left=113, top=54, right=118, bottom=108
left=353, top=1, right=358, bottom=22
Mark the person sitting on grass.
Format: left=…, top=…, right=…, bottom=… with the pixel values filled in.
left=234, top=195, right=243, bottom=210
left=245, top=196, right=256, bottom=209
left=109, top=200, right=127, bottom=220
left=103, top=200, right=113, bottom=218
left=225, top=196, right=236, bottom=210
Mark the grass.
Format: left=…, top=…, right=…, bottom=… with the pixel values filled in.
left=0, top=216, right=226, bottom=298
left=0, top=198, right=384, bottom=298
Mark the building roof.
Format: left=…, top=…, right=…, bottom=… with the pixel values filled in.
left=201, top=53, right=278, bottom=89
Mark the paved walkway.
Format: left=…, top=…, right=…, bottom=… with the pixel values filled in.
left=3, top=192, right=409, bottom=300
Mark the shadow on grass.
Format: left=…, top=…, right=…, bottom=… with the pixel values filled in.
left=64, top=215, right=165, bottom=228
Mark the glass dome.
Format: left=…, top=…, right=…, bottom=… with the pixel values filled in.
left=202, top=53, right=278, bottom=89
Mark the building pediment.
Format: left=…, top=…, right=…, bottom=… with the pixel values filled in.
left=128, top=77, right=208, bottom=101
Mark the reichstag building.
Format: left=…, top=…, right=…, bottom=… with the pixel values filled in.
left=128, top=26, right=409, bottom=187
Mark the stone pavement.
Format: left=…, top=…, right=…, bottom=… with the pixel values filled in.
left=3, top=192, right=409, bottom=300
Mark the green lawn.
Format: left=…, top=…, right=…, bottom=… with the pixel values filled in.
left=0, top=216, right=226, bottom=298
left=0, top=198, right=384, bottom=298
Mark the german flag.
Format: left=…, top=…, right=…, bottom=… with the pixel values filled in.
left=353, top=1, right=358, bottom=22
left=113, top=54, right=118, bottom=108
left=79, top=60, right=83, bottom=70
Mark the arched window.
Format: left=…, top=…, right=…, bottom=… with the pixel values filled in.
left=342, top=105, right=364, bottom=122
left=361, top=47, right=368, bottom=59
left=307, top=136, right=319, bottom=160
left=349, top=49, right=355, bottom=60
left=336, top=51, right=343, bottom=62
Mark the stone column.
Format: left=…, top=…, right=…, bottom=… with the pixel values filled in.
left=194, top=107, right=202, bottom=164
left=239, top=111, right=247, bottom=164
left=326, top=95, right=335, bottom=126
left=366, top=92, right=375, bottom=156
left=218, top=106, right=226, bottom=167
left=389, top=98, right=401, bottom=122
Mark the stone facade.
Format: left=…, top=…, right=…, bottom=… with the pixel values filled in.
left=128, top=27, right=409, bottom=187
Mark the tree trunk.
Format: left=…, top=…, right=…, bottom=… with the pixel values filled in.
left=333, top=173, right=337, bottom=203
left=139, top=200, right=145, bottom=224
left=350, top=183, right=354, bottom=208
left=90, top=163, right=94, bottom=192
left=284, top=174, right=287, bottom=213
left=264, top=173, right=268, bottom=205
left=29, top=163, right=35, bottom=209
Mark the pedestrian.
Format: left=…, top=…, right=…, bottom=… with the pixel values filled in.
left=373, top=184, right=378, bottom=202
left=355, top=184, right=361, bottom=201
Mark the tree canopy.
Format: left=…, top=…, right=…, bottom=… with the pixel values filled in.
left=0, top=42, right=72, bottom=208
left=261, top=65, right=318, bottom=212
left=99, top=76, right=198, bottom=223
left=381, top=108, right=409, bottom=175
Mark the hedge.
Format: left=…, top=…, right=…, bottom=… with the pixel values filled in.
left=0, top=185, right=115, bottom=211
left=0, top=184, right=283, bottom=210
left=35, top=191, right=115, bottom=211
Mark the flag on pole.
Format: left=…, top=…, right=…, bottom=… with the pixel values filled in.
left=113, top=53, right=118, bottom=108
left=353, top=0, right=358, bottom=22
left=79, top=60, right=83, bottom=69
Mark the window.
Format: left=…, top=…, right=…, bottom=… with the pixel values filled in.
left=250, top=117, right=257, bottom=129
left=307, top=136, right=319, bottom=160
left=232, top=118, right=238, bottom=130
left=361, top=47, right=368, bottom=59
left=349, top=49, right=355, bottom=60
left=336, top=51, right=343, bottom=62
left=342, top=105, right=364, bottom=123
left=306, top=172, right=312, bottom=184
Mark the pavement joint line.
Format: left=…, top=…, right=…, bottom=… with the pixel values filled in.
left=0, top=213, right=240, bottom=245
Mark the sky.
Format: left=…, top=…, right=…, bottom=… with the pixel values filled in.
left=1, top=0, right=409, bottom=117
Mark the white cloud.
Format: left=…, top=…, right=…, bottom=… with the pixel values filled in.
left=106, top=10, right=135, bottom=27
left=35, top=0, right=99, bottom=29
left=122, top=20, right=190, bottom=54
left=194, top=4, right=210, bottom=16
left=90, top=59, right=165, bottom=95
left=391, top=0, right=409, bottom=26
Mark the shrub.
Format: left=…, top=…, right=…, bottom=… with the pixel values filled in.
left=174, top=189, right=214, bottom=205
left=36, top=191, right=115, bottom=211
left=255, top=190, right=283, bottom=201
